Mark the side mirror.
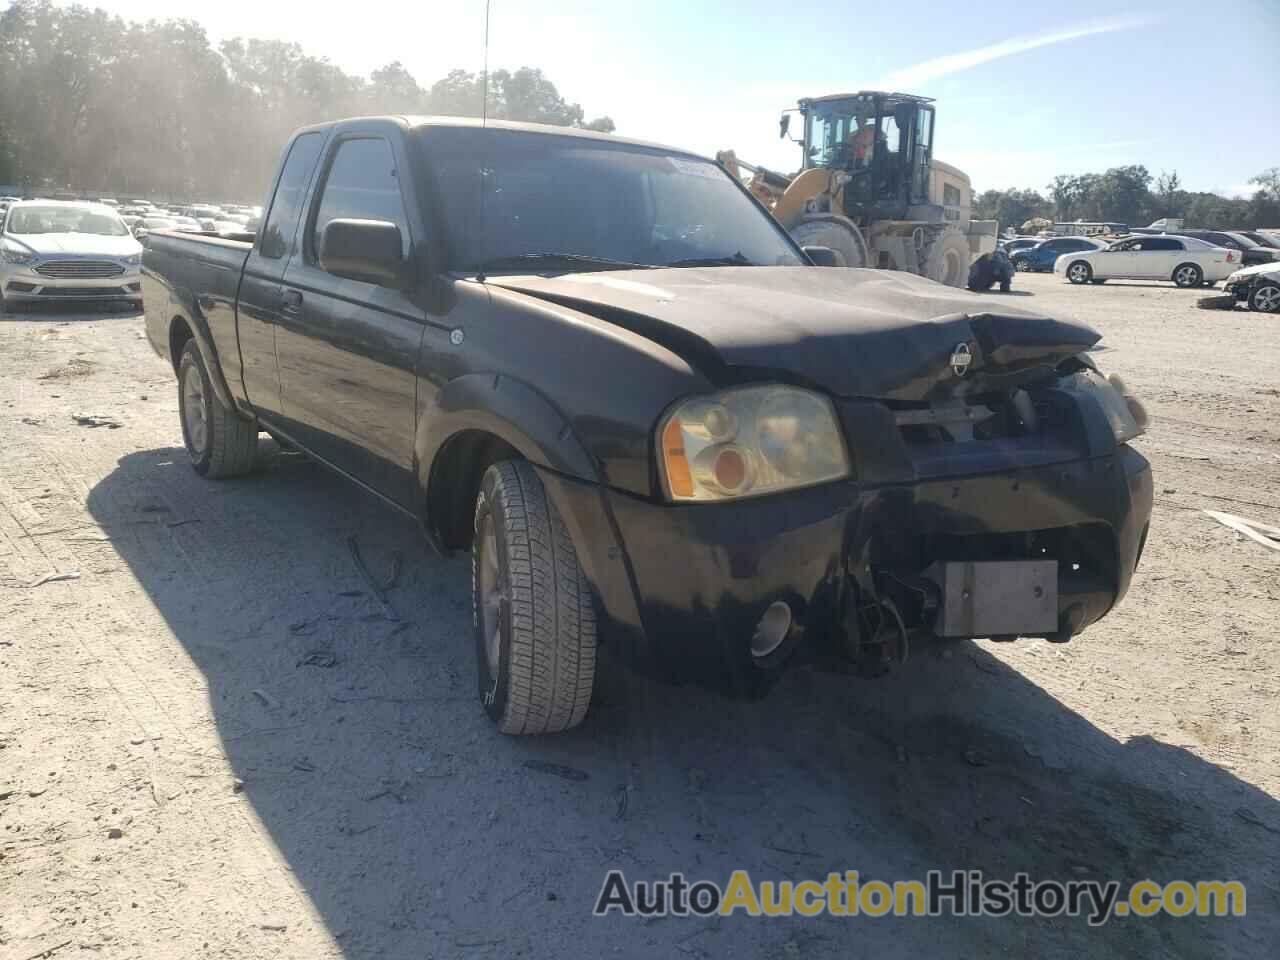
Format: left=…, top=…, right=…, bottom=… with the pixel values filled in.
left=319, top=218, right=406, bottom=287
left=779, top=114, right=791, bottom=140
left=803, top=245, right=840, bottom=267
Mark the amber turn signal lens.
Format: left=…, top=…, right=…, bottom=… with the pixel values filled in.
left=662, top=416, right=693, bottom=498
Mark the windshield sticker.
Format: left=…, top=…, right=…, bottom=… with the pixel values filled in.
left=669, top=158, right=722, bottom=180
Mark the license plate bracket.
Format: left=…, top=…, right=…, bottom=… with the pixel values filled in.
left=927, top=560, right=1058, bottom=637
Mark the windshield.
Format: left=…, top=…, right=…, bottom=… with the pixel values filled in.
left=5, top=204, right=130, bottom=236
left=417, top=128, right=804, bottom=273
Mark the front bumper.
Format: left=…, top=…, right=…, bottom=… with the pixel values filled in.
left=2, top=264, right=142, bottom=302
left=542, top=429, right=1152, bottom=696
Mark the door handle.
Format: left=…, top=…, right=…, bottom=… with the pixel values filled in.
left=282, top=289, right=303, bottom=310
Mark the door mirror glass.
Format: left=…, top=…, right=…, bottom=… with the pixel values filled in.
left=319, top=218, right=405, bottom=287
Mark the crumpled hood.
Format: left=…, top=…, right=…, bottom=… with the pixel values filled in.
left=1228, top=261, right=1280, bottom=281
left=489, top=266, right=1099, bottom=401
left=3, top=232, right=141, bottom=258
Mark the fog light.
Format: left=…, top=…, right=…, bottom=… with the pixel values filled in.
left=751, top=601, right=792, bottom=659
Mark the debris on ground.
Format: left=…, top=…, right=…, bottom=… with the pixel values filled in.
left=1235, top=807, right=1280, bottom=834
left=251, top=689, right=278, bottom=708
left=1196, top=294, right=1237, bottom=311
left=26, top=570, right=80, bottom=588
left=524, top=760, right=589, bottom=782
left=71, top=413, right=122, bottom=428
left=297, top=651, right=337, bottom=668
left=347, top=535, right=402, bottom=621
left=1203, top=510, right=1280, bottom=552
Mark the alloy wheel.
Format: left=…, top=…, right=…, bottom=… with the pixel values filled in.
left=181, top=363, right=209, bottom=456
left=477, top=513, right=505, bottom=677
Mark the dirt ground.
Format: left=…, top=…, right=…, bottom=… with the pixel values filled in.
left=1, top=272, right=1278, bottom=960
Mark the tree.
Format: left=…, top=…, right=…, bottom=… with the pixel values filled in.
left=974, top=188, right=1049, bottom=232
left=0, top=1, right=616, bottom=199
left=1249, top=168, right=1280, bottom=203
left=1153, top=170, right=1183, bottom=219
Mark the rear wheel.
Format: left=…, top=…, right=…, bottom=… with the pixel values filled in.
left=473, top=460, right=597, bottom=734
left=1066, top=260, right=1092, bottom=284
left=1249, top=282, right=1280, bottom=313
left=177, top=340, right=258, bottom=478
left=1173, top=263, right=1203, bottom=288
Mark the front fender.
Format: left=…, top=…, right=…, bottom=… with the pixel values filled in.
left=416, top=372, right=600, bottom=489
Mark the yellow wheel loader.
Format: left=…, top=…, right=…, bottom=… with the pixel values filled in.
left=719, top=91, right=996, bottom=287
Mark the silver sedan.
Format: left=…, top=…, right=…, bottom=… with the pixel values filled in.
left=0, top=200, right=143, bottom=312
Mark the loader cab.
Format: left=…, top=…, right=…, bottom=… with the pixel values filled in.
left=793, top=91, right=936, bottom=223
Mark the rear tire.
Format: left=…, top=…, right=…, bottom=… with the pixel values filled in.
left=1249, top=282, right=1280, bottom=313
left=1173, top=263, right=1202, bottom=288
left=473, top=460, right=597, bottom=734
left=1066, top=260, right=1092, bottom=284
left=177, top=340, right=258, bottom=478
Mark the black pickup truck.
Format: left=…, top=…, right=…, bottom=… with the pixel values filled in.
left=142, top=116, right=1153, bottom=734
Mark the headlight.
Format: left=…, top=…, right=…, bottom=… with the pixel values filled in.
left=122, top=253, right=141, bottom=266
left=1063, top=368, right=1148, bottom=443
left=1, top=245, right=35, bottom=265
left=658, top=385, right=850, bottom=501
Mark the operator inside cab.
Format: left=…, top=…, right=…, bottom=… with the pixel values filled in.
left=848, top=115, right=875, bottom=167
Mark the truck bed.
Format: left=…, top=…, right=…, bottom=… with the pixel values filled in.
left=141, top=231, right=253, bottom=389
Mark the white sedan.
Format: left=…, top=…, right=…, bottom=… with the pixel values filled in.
left=1055, top=234, right=1240, bottom=288
left=0, top=200, right=143, bottom=311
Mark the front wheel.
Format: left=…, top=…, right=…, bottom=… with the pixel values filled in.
left=1173, top=263, right=1203, bottom=288
left=1066, top=261, right=1092, bottom=284
left=1249, top=282, right=1280, bottom=313
left=177, top=340, right=258, bottom=478
left=473, top=460, right=597, bottom=734
left=1013, top=258, right=1032, bottom=272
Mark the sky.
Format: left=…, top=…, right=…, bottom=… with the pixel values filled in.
left=57, top=0, right=1280, bottom=197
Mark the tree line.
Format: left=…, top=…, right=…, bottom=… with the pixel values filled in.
left=974, top=166, right=1280, bottom=233
left=0, top=0, right=615, bottom=202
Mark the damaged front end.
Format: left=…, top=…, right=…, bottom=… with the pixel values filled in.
left=600, top=318, right=1152, bottom=695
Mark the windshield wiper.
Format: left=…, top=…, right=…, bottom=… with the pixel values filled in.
left=472, top=252, right=652, bottom=276
left=665, top=251, right=756, bottom=268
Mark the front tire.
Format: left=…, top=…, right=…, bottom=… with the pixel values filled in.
left=921, top=227, right=971, bottom=287
left=1013, top=258, right=1032, bottom=272
left=1173, top=263, right=1203, bottom=288
left=177, top=340, right=258, bottom=478
left=1066, top=260, right=1092, bottom=284
left=1249, top=282, right=1280, bottom=313
left=473, top=460, right=597, bottom=734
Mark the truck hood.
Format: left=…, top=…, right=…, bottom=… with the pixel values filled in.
left=2, top=232, right=141, bottom=258
left=489, top=266, right=1099, bottom=402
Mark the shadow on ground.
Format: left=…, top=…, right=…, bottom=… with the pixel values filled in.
left=87, top=446, right=1278, bottom=959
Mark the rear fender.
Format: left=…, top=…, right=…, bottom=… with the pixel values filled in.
left=167, top=292, right=242, bottom=415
